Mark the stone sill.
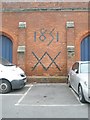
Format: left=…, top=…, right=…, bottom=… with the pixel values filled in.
left=27, top=76, right=68, bottom=83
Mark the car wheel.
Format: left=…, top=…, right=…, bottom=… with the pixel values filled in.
left=0, top=79, right=11, bottom=94
left=78, top=85, right=86, bottom=103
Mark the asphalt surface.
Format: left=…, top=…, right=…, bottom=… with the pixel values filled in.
left=0, top=83, right=89, bottom=118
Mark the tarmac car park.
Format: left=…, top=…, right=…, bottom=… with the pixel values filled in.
left=0, top=58, right=89, bottom=118
left=0, top=83, right=89, bottom=118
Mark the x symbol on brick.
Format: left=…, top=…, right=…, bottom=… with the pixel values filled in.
left=32, top=52, right=61, bottom=71
left=46, top=52, right=61, bottom=71
left=32, top=52, right=47, bottom=71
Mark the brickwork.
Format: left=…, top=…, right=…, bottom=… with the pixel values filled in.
left=2, top=2, right=88, bottom=9
left=0, top=2, right=89, bottom=77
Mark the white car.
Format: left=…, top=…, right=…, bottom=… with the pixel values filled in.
left=0, top=57, right=27, bottom=93
left=67, top=61, right=90, bottom=103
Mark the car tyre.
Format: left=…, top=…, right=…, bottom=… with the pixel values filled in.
left=78, top=85, right=86, bottom=103
left=0, top=79, right=11, bottom=94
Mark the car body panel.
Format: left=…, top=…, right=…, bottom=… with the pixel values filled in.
left=0, top=57, right=27, bottom=92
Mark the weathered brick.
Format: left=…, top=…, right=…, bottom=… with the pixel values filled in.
left=0, top=2, right=89, bottom=77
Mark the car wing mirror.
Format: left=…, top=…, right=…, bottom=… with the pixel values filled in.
left=74, top=69, right=78, bottom=73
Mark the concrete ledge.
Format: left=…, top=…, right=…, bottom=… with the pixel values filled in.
left=1, top=8, right=89, bottom=12
left=27, top=76, right=68, bottom=83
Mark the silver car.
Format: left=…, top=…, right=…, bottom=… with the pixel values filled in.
left=67, top=61, right=90, bottom=103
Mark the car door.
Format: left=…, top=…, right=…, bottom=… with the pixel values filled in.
left=69, top=63, right=76, bottom=87
left=72, top=62, right=79, bottom=91
left=70, top=62, right=79, bottom=91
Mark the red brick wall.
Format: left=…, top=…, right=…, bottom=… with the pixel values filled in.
left=1, top=2, right=89, bottom=76
left=2, top=2, right=88, bottom=9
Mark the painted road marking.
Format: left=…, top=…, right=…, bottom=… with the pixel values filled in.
left=30, top=83, right=67, bottom=86
left=70, top=88, right=84, bottom=105
left=15, top=84, right=84, bottom=107
left=0, top=85, right=31, bottom=96
left=25, top=84, right=33, bottom=87
left=15, top=103, right=85, bottom=107
left=0, top=94, right=23, bottom=96
left=15, top=84, right=33, bottom=106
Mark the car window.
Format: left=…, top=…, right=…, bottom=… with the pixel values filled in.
left=72, top=62, right=79, bottom=73
left=80, top=63, right=90, bottom=73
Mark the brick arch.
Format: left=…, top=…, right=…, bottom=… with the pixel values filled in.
left=80, top=33, right=90, bottom=61
left=80, top=32, right=90, bottom=43
left=0, top=31, right=17, bottom=64
left=75, top=32, right=90, bottom=61
left=0, top=31, right=14, bottom=44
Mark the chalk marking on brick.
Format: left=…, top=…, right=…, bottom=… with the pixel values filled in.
left=15, top=84, right=33, bottom=106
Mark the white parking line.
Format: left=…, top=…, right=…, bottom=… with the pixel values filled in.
left=15, top=84, right=33, bottom=106
left=25, top=84, right=33, bottom=87
left=0, top=85, right=31, bottom=96
left=0, top=94, right=23, bottom=96
left=15, top=83, right=84, bottom=107
left=31, top=83, right=67, bottom=86
left=15, top=104, right=85, bottom=107
left=70, top=88, right=84, bottom=105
